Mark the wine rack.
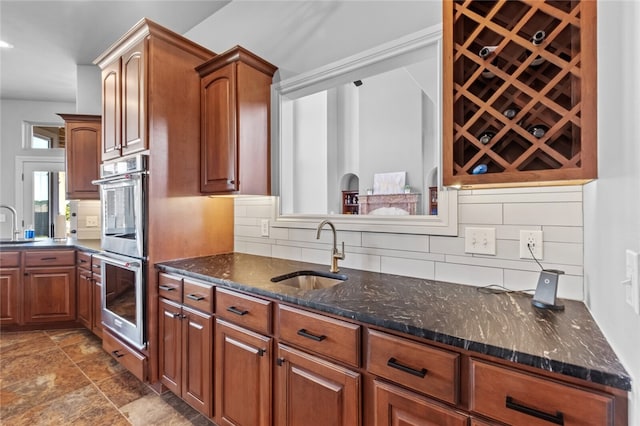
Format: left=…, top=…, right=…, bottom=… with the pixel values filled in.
left=443, top=0, right=597, bottom=188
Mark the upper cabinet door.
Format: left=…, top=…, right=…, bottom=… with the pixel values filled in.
left=197, top=46, right=277, bottom=195
left=101, top=60, right=121, bottom=161
left=59, top=114, right=101, bottom=199
left=121, top=42, right=146, bottom=157
left=443, top=0, right=597, bottom=189
left=200, top=63, right=238, bottom=193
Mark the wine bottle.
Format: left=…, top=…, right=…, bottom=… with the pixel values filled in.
left=530, top=30, right=546, bottom=66
left=478, top=46, right=498, bottom=79
left=527, top=124, right=549, bottom=139
left=478, top=131, right=495, bottom=145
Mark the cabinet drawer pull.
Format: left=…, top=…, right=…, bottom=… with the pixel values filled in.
left=40, top=257, right=57, bottom=261
left=79, top=259, right=88, bottom=264
left=297, top=328, right=326, bottom=342
left=186, top=294, right=205, bottom=301
left=505, top=396, right=564, bottom=425
left=227, top=306, right=248, bottom=316
left=112, top=350, right=125, bottom=358
left=387, top=357, right=428, bottom=378
left=158, top=285, right=175, bottom=291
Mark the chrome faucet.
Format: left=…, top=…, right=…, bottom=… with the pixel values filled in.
left=0, top=205, right=20, bottom=241
left=316, top=220, right=345, bottom=273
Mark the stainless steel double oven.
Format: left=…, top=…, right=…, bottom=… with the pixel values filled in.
left=93, top=154, right=147, bottom=349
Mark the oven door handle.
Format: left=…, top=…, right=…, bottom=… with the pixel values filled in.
left=93, top=253, right=141, bottom=269
left=92, top=171, right=144, bottom=186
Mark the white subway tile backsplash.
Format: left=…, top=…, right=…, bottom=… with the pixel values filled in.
left=435, top=262, right=503, bottom=287
left=381, top=256, right=435, bottom=280
left=504, top=202, right=582, bottom=226
left=362, top=232, right=429, bottom=252
left=233, top=188, right=585, bottom=301
left=459, top=203, right=503, bottom=224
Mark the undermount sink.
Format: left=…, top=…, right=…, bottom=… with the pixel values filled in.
left=271, top=270, right=347, bottom=290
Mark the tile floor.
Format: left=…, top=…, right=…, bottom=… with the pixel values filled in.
left=0, top=328, right=216, bottom=425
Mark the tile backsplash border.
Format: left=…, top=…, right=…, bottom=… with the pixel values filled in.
left=234, top=186, right=584, bottom=301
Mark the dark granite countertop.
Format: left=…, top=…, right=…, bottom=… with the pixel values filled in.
left=0, top=238, right=102, bottom=252
left=156, top=252, right=631, bottom=392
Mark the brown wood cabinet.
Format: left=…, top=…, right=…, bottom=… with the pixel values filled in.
left=274, top=343, right=361, bottom=426
left=196, top=46, right=277, bottom=195
left=373, top=380, right=468, bottom=426
left=76, top=251, right=102, bottom=338
left=215, top=319, right=272, bottom=426
left=23, top=250, right=76, bottom=324
left=96, top=18, right=234, bottom=387
left=57, top=114, right=101, bottom=199
left=99, top=41, right=145, bottom=161
left=443, top=1, right=597, bottom=188
left=158, top=279, right=213, bottom=418
left=0, top=251, right=20, bottom=326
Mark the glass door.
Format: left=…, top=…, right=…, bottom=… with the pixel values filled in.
left=21, top=161, right=66, bottom=238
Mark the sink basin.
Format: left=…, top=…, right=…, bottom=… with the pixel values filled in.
left=271, top=270, right=347, bottom=290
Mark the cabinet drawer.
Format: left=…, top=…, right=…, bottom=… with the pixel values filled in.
left=25, top=250, right=76, bottom=267
left=183, top=278, right=214, bottom=313
left=91, top=255, right=101, bottom=273
left=216, top=287, right=272, bottom=335
left=103, top=329, right=147, bottom=382
left=77, top=251, right=92, bottom=269
left=470, top=359, right=614, bottom=426
left=367, top=329, right=459, bottom=405
left=158, top=273, right=183, bottom=302
left=278, top=304, right=360, bottom=368
left=0, top=251, right=20, bottom=268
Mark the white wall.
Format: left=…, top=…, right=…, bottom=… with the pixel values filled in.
left=76, top=65, right=101, bottom=114
left=192, top=1, right=637, bottom=422
left=0, top=100, right=74, bottom=204
left=585, top=2, right=640, bottom=424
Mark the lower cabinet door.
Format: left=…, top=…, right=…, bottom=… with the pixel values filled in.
left=182, top=306, right=213, bottom=418
left=23, top=266, right=76, bottom=323
left=0, top=267, right=20, bottom=325
left=373, top=380, right=468, bottom=426
left=76, top=269, right=93, bottom=329
left=215, top=319, right=272, bottom=426
left=159, top=298, right=183, bottom=395
left=275, top=343, right=361, bottom=426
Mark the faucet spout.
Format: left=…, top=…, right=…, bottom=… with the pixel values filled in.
left=316, top=220, right=345, bottom=273
left=0, top=205, right=20, bottom=241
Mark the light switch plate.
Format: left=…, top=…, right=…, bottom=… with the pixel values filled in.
left=464, top=227, right=496, bottom=255
left=261, top=219, right=270, bottom=237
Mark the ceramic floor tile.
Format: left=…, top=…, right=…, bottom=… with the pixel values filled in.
left=1, top=384, right=130, bottom=426
left=59, top=334, right=104, bottom=362
left=95, top=370, right=153, bottom=408
left=0, top=362, right=91, bottom=419
left=160, top=390, right=203, bottom=421
left=0, top=332, right=57, bottom=358
left=45, top=327, right=95, bottom=347
left=76, top=349, right=125, bottom=382
left=0, top=346, right=74, bottom=387
left=120, top=393, right=195, bottom=426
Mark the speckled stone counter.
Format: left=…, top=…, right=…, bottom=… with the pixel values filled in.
left=156, top=252, right=631, bottom=391
left=0, top=238, right=102, bottom=252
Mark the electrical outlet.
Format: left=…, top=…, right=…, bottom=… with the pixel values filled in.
left=464, top=227, right=496, bottom=255
left=260, top=219, right=270, bottom=237
left=85, top=215, right=99, bottom=227
left=520, top=230, right=543, bottom=259
left=624, top=249, right=639, bottom=314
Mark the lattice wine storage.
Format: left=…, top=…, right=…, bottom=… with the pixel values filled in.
left=443, top=1, right=597, bottom=188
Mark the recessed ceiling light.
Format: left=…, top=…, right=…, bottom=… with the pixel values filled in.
left=0, top=40, right=14, bottom=49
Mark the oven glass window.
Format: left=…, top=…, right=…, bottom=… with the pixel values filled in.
left=104, top=184, right=136, bottom=238
left=104, top=262, right=137, bottom=325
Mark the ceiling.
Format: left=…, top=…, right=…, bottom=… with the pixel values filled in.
left=0, top=0, right=230, bottom=103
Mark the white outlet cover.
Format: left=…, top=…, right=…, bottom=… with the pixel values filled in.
left=519, top=230, right=543, bottom=259
left=464, top=227, right=496, bottom=255
left=85, top=215, right=99, bottom=227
